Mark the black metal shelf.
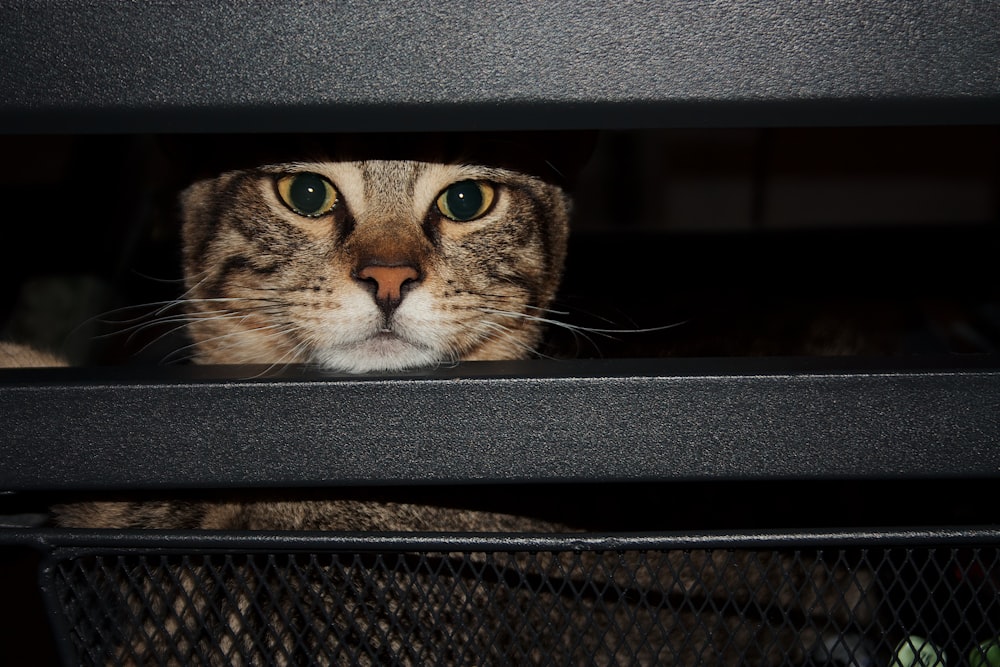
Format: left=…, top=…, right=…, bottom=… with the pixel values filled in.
left=2, top=356, right=998, bottom=492
left=0, top=0, right=997, bottom=497
left=2, top=1, right=999, bottom=132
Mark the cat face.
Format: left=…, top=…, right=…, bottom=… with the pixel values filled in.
left=180, top=160, right=571, bottom=372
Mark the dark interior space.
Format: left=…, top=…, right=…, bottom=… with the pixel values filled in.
left=2, top=127, right=998, bottom=365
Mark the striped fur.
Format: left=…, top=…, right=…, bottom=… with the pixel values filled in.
left=180, top=160, right=570, bottom=372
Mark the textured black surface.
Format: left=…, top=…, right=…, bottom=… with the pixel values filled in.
left=0, top=528, right=993, bottom=667
left=2, top=1, right=999, bottom=132
left=1, top=357, right=998, bottom=491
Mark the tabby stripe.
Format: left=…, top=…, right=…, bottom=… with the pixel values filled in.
left=484, top=264, right=537, bottom=305
left=191, top=173, right=247, bottom=269
left=362, top=162, right=419, bottom=202
left=334, top=207, right=356, bottom=244
left=522, top=188, right=553, bottom=273
left=404, top=162, right=420, bottom=199
left=203, top=254, right=279, bottom=299
left=421, top=210, right=442, bottom=247
left=219, top=254, right=282, bottom=278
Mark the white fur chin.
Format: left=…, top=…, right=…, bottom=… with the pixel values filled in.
left=311, top=335, right=445, bottom=373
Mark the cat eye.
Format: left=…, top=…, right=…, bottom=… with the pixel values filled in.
left=435, top=180, right=495, bottom=222
left=276, top=172, right=338, bottom=217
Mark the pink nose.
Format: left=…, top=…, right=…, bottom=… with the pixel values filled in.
left=355, top=264, right=421, bottom=306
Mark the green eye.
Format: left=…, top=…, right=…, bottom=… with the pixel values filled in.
left=436, top=180, right=495, bottom=222
left=276, top=173, right=338, bottom=217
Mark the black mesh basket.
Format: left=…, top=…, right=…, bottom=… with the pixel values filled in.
left=24, top=529, right=1000, bottom=666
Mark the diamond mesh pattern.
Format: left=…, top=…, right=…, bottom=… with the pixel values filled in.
left=44, top=542, right=1000, bottom=666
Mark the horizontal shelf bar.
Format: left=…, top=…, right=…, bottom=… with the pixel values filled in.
left=6, top=525, right=1000, bottom=553
left=1, top=357, right=998, bottom=491
left=2, top=2, right=999, bottom=132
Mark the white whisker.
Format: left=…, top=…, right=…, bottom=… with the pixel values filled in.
left=126, top=310, right=275, bottom=356
left=474, top=320, right=539, bottom=357
left=524, top=304, right=572, bottom=316
left=479, top=307, right=686, bottom=336
left=160, top=321, right=300, bottom=365
left=473, top=320, right=563, bottom=361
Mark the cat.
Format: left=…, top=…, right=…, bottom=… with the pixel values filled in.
left=3, top=136, right=876, bottom=665
left=51, top=140, right=581, bottom=541
left=173, top=153, right=571, bottom=372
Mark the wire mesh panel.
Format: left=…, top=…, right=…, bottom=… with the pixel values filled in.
left=37, top=532, right=1000, bottom=666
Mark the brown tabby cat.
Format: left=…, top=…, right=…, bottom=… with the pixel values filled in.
left=175, top=157, right=570, bottom=372
left=56, top=148, right=579, bottom=531
left=2, top=138, right=875, bottom=665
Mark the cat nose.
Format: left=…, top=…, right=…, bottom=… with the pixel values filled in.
left=354, top=263, right=422, bottom=312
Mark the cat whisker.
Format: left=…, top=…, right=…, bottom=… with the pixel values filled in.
left=96, top=305, right=285, bottom=352
left=475, top=308, right=608, bottom=349
left=114, top=312, right=248, bottom=358
left=244, top=338, right=314, bottom=379
left=124, top=310, right=282, bottom=357
left=261, top=325, right=314, bottom=368
left=478, top=310, right=601, bottom=353
left=128, top=320, right=200, bottom=358
left=273, top=335, right=322, bottom=375
left=241, top=286, right=309, bottom=294
left=126, top=270, right=186, bottom=286
left=160, top=321, right=304, bottom=366
left=85, top=297, right=283, bottom=330
left=478, top=307, right=686, bottom=337
left=471, top=320, right=562, bottom=362
left=470, top=320, right=534, bottom=356
left=68, top=298, right=202, bottom=334
left=458, top=290, right=596, bottom=324
left=459, top=291, right=573, bottom=318
left=434, top=354, right=463, bottom=371
left=103, top=307, right=253, bottom=333
left=523, top=304, right=572, bottom=317
left=450, top=288, right=528, bottom=304
left=546, top=298, right=634, bottom=328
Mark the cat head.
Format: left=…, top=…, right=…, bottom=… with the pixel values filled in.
left=180, top=156, right=571, bottom=372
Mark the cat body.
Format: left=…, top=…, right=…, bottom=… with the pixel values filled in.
left=0, top=341, right=64, bottom=367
